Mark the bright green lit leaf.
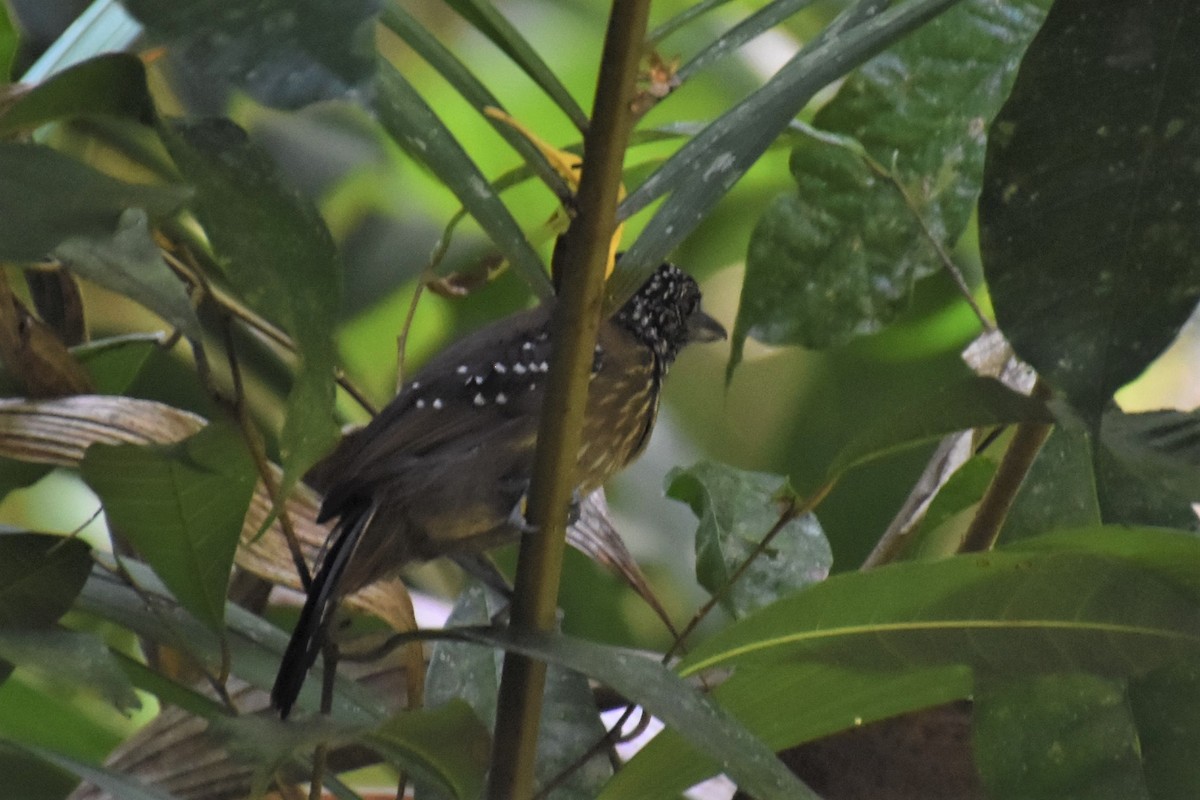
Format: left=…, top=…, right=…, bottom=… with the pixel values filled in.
left=81, top=422, right=256, bottom=631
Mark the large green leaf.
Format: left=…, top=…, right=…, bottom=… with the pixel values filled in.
left=974, top=674, right=1147, bottom=800
left=733, top=0, right=1048, bottom=356
left=0, top=53, right=155, bottom=136
left=1129, top=663, right=1200, bottom=799
left=666, top=462, right=831, bottom=618
left=80, top=422, right=256, bottom=631
left=160, top=118, right=339, bottom=486
left=121, top=0, right=380, bottom=111
left=605, top=662, right=971, bottom=799
left=612, top=0, right=961, bottom=306
left=828, top=375, right=1051, bottom=479
left=0, top=142, right=189, bottom=261
left=679, top=528, right=1200, bottom=678
left=980, top=0, right=1200, bottom=420
left=458, top=628, right=820, bottom=800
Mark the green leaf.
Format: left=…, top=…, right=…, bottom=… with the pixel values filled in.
left=121, top=0, right=380, bottom=110
left=368, top=702, right=491, bottom=800
left=424, top=586, right=610, bottom=799
left=378, top=7, right=569, bottom=200
left=1129, top=663, right=1200, bottom=799
left=0, top=142, right=189, bottom=261
left=605, top=662, right=971, bottom=799
left=1094, top=408, right=1200, bottom=529
left=974, top=674, right=1147, bottom=800
left=54, top=208, right=201, bottom=338
left=0, top=53, right=155, bottom=136
left=0, top=534, right=92, bottom=630
left=0, top=739, right=182, bottom=800
left=81, top=422, right=256, bottom=631
left=78, top=555, right=387, bottom=721
left=676, top=0, right=820, bottom=83
left=980, top=1, right=1200, bottom=420
left=0, top=5, right=17, bottom=82
left=0, top=630, right=139, bottom=711
left=159, top=117, right=339, bottom=486
left=679, top=530, right=1200, bottom=678
left=906, top=454, right=997, bottom=560
left=372, top=60, right=552, bottom=300
left=1001, top=423, right=1101, bottom=542
left=666, top=462, right=831, bottom=618
left=733, top=0, right=1048, bottom=356
left=459, top=627, right=820, bottom=800
left=73, top=333, right=163, bottom=395
left=829, top=375, right=1052, bottom=479
left=441, top=0, right=587, bottom=130
left=612, top=0, right=962, bottom=306
left=0, top=530, right=93, bottom=692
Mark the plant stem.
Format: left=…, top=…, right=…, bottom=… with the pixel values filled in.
left=487, top=2, right=650, bottom=797
left=959, top=380, right=1053, bottom=553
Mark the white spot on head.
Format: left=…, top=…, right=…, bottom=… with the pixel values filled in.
left=415, top=398, right=426, bottom=409
left=473, top=375, right=485, bottom=385
left=513, top=363, right=527, bottom=375
left=496, top=392, right=507, bottom=404
left=538, top=361, right=549, bottom=372
left=433, top=398, right=444, bottom=410
left=494, top=362, right=507, bottom=374
left=522, top=341, right=534, bottom=351
left=456, top=365, right=468, bottom=374
left=411, top=381, right=421, bottom=390
left=474, top=393, right=486, bottom=406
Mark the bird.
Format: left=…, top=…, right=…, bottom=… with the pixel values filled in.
left=271, top=262, right=726, bottom=717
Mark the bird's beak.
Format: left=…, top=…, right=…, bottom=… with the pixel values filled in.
left=688, top=309, right=727, bottom=343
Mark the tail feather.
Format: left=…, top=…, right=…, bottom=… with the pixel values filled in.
left=271, top=499, right=378, bottom=718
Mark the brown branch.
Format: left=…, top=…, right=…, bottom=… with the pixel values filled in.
left=488, top=2, right=652, bottom=797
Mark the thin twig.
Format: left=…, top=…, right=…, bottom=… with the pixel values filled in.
left=666, top=481, right=833, bottom=661
left=959, top=379, right=1054, bottom=553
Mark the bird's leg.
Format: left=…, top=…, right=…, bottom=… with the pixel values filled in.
left=506, top=487, right=583, bottom=531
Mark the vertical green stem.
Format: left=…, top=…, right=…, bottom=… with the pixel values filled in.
left=487, top=2, right=651, bottom=797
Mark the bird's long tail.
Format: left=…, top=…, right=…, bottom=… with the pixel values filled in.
left=271, top=498, right=378, bottom=718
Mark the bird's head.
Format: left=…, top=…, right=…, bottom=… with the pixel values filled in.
left=614, top=262, right=726, bottom=367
